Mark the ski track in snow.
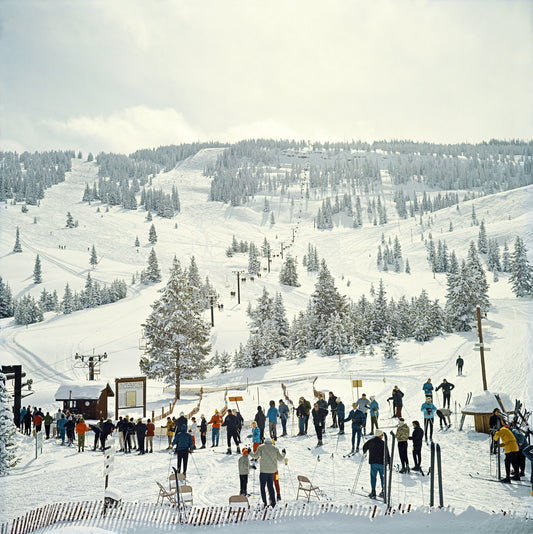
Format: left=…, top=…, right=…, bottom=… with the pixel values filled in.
left=1, top=150, right=532, bottom=524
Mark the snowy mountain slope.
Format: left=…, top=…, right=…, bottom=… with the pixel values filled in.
left=0, top=149, right=532, bottom=524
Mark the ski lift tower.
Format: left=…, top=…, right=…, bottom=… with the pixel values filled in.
left=74, top=350, right=108, bottom=381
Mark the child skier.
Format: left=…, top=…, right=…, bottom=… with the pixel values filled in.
left=238, top=447, right=256, bottom=496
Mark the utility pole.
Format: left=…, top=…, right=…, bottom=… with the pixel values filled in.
left=75, top=351, right=108, bottom=381
left=1, top=365, right=33, bottom=427
left=208, top=294, right=216, bottom=327
left=280, top=242, right=284, bottom=259
left=475, top=306, right=488, bottom=391
left=232, top=270, right=245, bottom=305
left=267, top=251, right=271, bottom=273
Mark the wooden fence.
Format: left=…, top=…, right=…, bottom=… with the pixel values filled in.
left=0, top=500, right=436, bottom=534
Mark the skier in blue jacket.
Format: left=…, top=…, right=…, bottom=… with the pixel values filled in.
left=369, top=397, right=379, bottom=435
left=422, top=379, right=434, bottom=399
left=173, top=424, right=194, bottom=476
left=344, top=404, right=366, bottom=453
left=420, top=398, right=437, bottom=442
left=278, top=400, right=289, bottom=436
left=266, top=400, right=279, bottom=441
left=57, top=413, right=67, bottom=444
left=336, top=398, right=346, bottom=435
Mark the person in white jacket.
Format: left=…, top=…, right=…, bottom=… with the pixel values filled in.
left=250, top=440, right=286, bottom=507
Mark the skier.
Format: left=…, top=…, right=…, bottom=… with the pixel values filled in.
left=238, top=447, right=255, bottom=496
left=32, top=412, right=43, bottom=433
left=75, top=417, right=88, bottom=452
left=278, top=400, right=289, bottom=437
left=43, top=412, right=53, bottom=439
left=344, top=403, right=365, bottom=453
left=135, top=418, right=147, bottom=454
left=396, top=418, right=410, bottom=473
left=248, top=421, right=261, bottom=452
left=328, top=391, right=338, bottom=428
left=23, top=408, right=32, bottom=435
left=57, top=413, right=67, bottom=445
left=436, top=408, right=452, bottom=429
left=222, top=408, right=241, bottom=454
left=65, top=416, right=75, bottom=446
left=456, top=355, right=464, bottom=376
left=162, top=417, right=175, bottom=450
left=311, top=402, right=326, bottom=447
left=116, top=416, right=126, bottom=451
left=409, top=420, right=424, bottom=471
left=189, top=417, right=197, bottom=449
left=208, top=409, right=223, bottom=447
left=387, top=386, right=404, bottom=418
left=254, top=406, right=266, bottom=443
left=421, top=398, right=437, bottom=442
left=369, top=396, right=379, bottom=435
left=317, top=394, right=328, bottom=433
left=176, top=411, right=188, bottom=431
left=300, top=397, right=312, bottom=433
left=266, top=400, right=278, bottom=441
left=296, top=399, right=307, bottom=435
left=336, top=398, right=345, bottom=435
left=173, top=424, right=194, bottom=476
left=101, top=419, right=115, bottom=450
left=19, top=406, right=28, bottom=433
left=422, top=379, right=434, bottom=399
left=435, top=379, right=455, bottom=409
left=124, top=417, right=135, bottom=453
left=54, top=408, right=62, bottom=438
left=509, top=425, right=527, bottom=479
left=493, top=424, right=520, bottom=483
left=199, top=414, right=207, bottom=448
left=362, top=429, right=389, bottom=499
left=250, top=439, right=286, bottom=508
left=355, top=394, right=371, bottom=435
left=89, top=422, right=101, bottom=450
left=489, top=408, right=503, bottom=455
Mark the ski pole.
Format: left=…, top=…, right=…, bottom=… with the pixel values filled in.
left=189, top=450, right=201, bottom=477
left=285, top=458, right=297, bottom=494
left=351, top=453, right=365, bottom=494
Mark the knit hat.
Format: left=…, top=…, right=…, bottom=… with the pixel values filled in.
left=375, top=429, right=384, bottom=437
left=180, top=412, right=184, bottom=416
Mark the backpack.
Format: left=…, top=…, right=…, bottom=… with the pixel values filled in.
left=510, top=428, right=527, bottom=451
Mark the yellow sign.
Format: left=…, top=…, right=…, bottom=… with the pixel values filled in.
left=352, top=380, right=362, bottom=388
left=229, top=396, right=243, bottom=402
left=126, top=391, right=136, bottom=407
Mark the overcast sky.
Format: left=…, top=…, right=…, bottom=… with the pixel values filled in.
left=0, top=0, right=532, bottom=153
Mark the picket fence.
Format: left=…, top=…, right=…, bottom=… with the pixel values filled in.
left=0, top=500, right=430, bottom=534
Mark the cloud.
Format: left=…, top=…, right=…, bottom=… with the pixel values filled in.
left=40, top=107, right=308, bottom=153
left=42, top=107, right=201, bottom=153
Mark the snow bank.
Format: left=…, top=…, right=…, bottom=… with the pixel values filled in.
left=465, top=391, right=514, bottom=413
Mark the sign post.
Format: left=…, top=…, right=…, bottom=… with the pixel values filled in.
left=352, top=380, right=363, bottom=402
left=35, top=430, right=43, bottom=459
left=228, top=396, right=243, bottom=412
left=115, top=377, right=147, bottom=418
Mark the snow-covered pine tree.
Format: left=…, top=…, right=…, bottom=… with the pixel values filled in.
left=309, top=260, right=347, bottom=349
left=502, top=240, right=511, bottom=272
left=248, top=243, right=261, bottom=275
left=487, top=238, right=501, bottom=272
left=148, top=223, right=157, bottom=244
left=0, top=372, right=18, bottom=475
left=65, top=212, right=75, bottom=228
left=412, top=289, right=433, bottom=341
left=33, top=254, right=42, bottom=284
left=217, top=351, right=232, bottom=373
left=61, top=283, right=74, bottom=314
left=135, top=236, right=140, bottom=247
left=188, top=256, right=202, bottom=305
left=509, top=236, right=533, bottom=297
left=478, top=220, right=488, bottom=254
left=248, top=287, right=274, bottom=332
left=87, top=152, right=94, bottom=162
left=445, top=260, right=476, bottom=331
left=270, top=212, right=275, bottom=225
left=89, top=245, right=98, bottom=269
left=0, top=277, right=14, bottom=318
left=288, top=311, right=309, bottom=359
left=13, top=227, right=22, bottom=253
left=146, top=211, right=152, bottom=222
left=405, top=258, right=411, bottom=274
left=143, top=248, right=161, bottom=283
left=381, top=326, right=398, bottom=359
left=140, top=258, right=212, bottom=398
left=273, top=292, right=290, bottom=348
left=466, top=241, right=490, bottom=314
left=14, top=295, right=43, bottom=325
left=322, top=311, right=353, bottom=356
left=279, top=255, right=300, bottom=286
left=370, top=279, right=388, bottom=342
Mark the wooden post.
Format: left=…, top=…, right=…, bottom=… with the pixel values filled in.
left=476, top=306, right=488, bottom=391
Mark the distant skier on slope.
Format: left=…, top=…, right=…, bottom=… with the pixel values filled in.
left=456, top=355, right=464, bottom=376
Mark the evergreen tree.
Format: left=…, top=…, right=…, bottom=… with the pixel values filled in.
left=135, top=236, right=140, bottom=247
left=382, top=326, right=398, bottom=359
left=0, top=372, right=18, bottom=476
left=13, top=227, right=22, bottom=253
left=487, top=238, right=501, bottom=272
left=270, top=212, right=275, bottom=225
left=89, top=245, right=98, bottom=268
left=140, top=258, right=212, bottom=398
left=216, top=350, right=232, bottom=373
left=87, top=152, right=94, bottom=162
left=148, top=224, right=158, bottom=244
left=248, top=243, right=261, bottom=275
left=279, top=255, right=300, bottom=286
left=65, top=212, right=75, bottom=228
left=370, top=279, right=388, bottom=342
left=466, top=241, right=490, bottom=314
left=61, top=283, right=74, bottom=314
left=273, top=292, right=290, bottom=348
left=478, top=220, right=488, bottom=254
left=14, top=295, right=43, bottom=325
left=502, top=241, right=511, bottom=272
left=309, top=260, right=347, bottom=349
left=405, top=258, right=411, bottom=274
left=445, top=260, right=476, bottom=331
left=322, top=312, right=353, bottom=356
left=146, top=211, right=153, bottom=222
left=33, top=255, right=42, bottom=284
left=289, top=311, right=309, bottom=359
left=509, top=236, right=533, bottom=297
left=142, top=248, right=161, bottom=283
left=0, top=277, right=14, bottom=318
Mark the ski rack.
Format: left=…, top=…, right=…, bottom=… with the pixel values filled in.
left=429, top=442, right=444, bottom=507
